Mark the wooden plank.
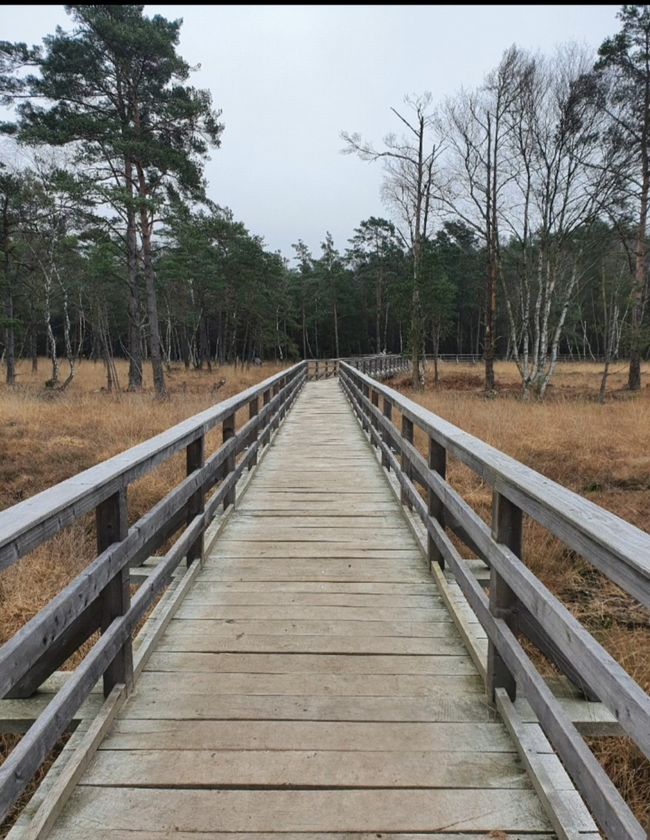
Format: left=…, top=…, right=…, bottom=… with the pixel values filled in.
left=155, top=632, right=466, bottom=655
left=193, top=561, right=429, bottom=582
left=144, top=652, right=474, bottom=675
left=119, top=692, right=496, bottom=723
left=48, top=832, right=559, bottom=840
left=173, top=604, right=451, bottom=622
left=101, top=718, right=515, bottom=753
left=161, top=580, right=439, bottom=594
left=134, top=670, right=482, bottom=697
left=45, top=787, right=556, bottom=833
left=82, top=748, right=528, bottom=789
left=181, top=589, right=442, bottom=607
left=158, top=617, right=455, bottom=638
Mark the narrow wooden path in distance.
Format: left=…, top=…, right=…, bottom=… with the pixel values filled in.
left=47, top=379, right=560, bottom=838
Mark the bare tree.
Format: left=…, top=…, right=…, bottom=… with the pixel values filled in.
left=342, top=93, right=440, bottom=388
left=436, top=46, right=525, bottom=392
left=500, top=45, right=615, bottom=397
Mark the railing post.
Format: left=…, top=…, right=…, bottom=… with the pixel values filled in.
left=222, top=412, right=236, bottom=510
left=382, top=397, right=392, bottom=470
left=272, top=380, right=282, bottom=430
left=315, top=360, right=319, bottom=380
left=248, top=396, right=259, bottom=469
left=325, top=359, right=329, bottom=378
left=486, top=491, right=521, bottom=703
left=97, top=488, right=133, bottom=696
left=261, top=387, right=272, bottom=446
left=361, top=383, right=370, bottom=432
left=400, top=414, right=414, bottom=508
left=370, top=388, right=379, bottom=447
left=186, top=434, right=205, bottom=565
left=427, top=437, right=446, bottom=569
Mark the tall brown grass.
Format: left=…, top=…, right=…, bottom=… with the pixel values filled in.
left=0, top=358, right=288, bottom=644
left=392, top=359, right=650, bottom=825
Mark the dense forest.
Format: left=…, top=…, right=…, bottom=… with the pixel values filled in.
left=0, top=4, right=649, bottom=397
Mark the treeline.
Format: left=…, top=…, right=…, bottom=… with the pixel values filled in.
left=1, top=5, right=649, bottom=398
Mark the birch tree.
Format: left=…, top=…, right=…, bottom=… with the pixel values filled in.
left=500, top=46, right=614, bottom=397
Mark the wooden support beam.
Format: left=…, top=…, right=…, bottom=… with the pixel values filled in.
left=400, top=415, right=414, bottom=508
left=248, top=397, right=259, bottom=469
left=97, top=489, right=133, bottom=697
left=370, top=389, right=379, bottom=448
left=381, top=398, right=392, bottom=470
left=185, top=435, right=205, bottom=565
left=428, top=437, right=446, bottom=570
left=222, top=413, right=236, bottom=510
left=487, top=491, right=520, bottom=703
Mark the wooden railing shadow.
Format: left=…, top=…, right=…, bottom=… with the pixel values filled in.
left=339, top=361, right=649, bottom=840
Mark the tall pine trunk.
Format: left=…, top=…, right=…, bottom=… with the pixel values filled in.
left=2, top=198, right=15, bottom=385
left=135, top=161, right=166, bottom=398
left=125, top=160, right=143, bottom=391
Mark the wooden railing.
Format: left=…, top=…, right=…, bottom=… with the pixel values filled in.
left=339, top=361, right=650, bottom=840
left=306, top=354, right=408, bottom=381
left=0, top=361, right=307, bottom=823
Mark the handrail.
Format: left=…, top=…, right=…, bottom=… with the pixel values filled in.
left=339, top=361, right=649, bottom=840
left=306, top=354, right=409, bottom=381
left=340, top=364, right=650, bottom=606
left=0, top=363, right=304, bottom=572
left=0, top=361, right=307, bottom=823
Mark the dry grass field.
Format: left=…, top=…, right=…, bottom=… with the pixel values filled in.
left=0, top=356, right=648, bottom=831
left=392, top=359, right=650, bottom=825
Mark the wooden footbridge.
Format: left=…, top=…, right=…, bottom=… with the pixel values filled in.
left=0, top=357, right=648, bottom=840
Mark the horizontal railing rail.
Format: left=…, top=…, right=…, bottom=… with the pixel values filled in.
left=0, top=361, right=307, bottom=823
left=339, top=361, right=649, bottom=840
left=306, top=354, right=409, bottom=381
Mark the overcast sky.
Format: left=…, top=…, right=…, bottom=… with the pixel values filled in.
left=1, top=4, right=621, bottom=261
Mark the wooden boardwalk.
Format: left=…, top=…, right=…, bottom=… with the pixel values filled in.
left=41, top=379, right=562, bottom=838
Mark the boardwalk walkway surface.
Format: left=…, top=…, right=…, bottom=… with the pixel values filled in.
left=46, top=380, right=557, bottom=838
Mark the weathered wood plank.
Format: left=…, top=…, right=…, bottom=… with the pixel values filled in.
left=159, top=617, right=455, bottom=638
left=100, top=718, right=515, bottom=753
left=120, top=692, right=495, bottom=723
left=181, top=589, right=442, bottom=607
left=173, top=604, right=451, bottom=622
left=155, top=631, right=465, bottom=655
left=134, top=670, right=482, bottom=697
left=49, top=832, right=558, bottom=840
left=44, top=787, right=556, bottom=833
left=82, top=748, right=527, bottom=789
left=144, top=652, right=474, bottom=675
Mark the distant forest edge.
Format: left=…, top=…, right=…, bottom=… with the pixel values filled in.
left=1, top=4, right=649, bottom=398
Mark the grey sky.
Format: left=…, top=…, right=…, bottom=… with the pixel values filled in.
left=1, top=4, right=621, bottom=261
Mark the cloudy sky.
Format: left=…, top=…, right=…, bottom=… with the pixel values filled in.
left=1, top=4, right=621, bottom=261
